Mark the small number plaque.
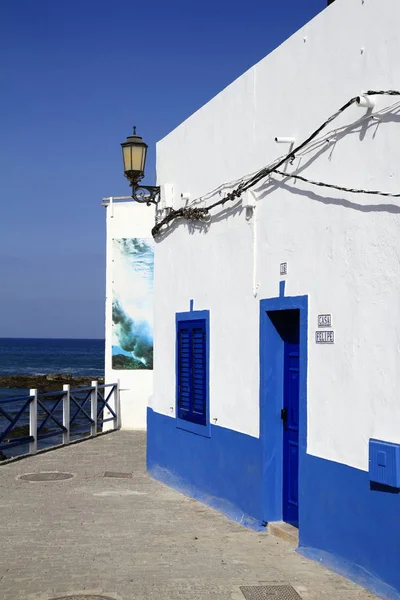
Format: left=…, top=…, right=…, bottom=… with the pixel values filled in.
left=318, top=314, right=332, bottom=328
left=280, top=263, right=287, bottom=275
left=315, top=330, right=334, bottom=344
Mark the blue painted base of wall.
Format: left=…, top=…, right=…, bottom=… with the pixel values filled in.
left=147, top=408, right=265, bottom=531
left=298, top=547, right=400, bottom=600
left=147, top=408, right=400, bottom=599
left=300, top=454, right=400, bottom=600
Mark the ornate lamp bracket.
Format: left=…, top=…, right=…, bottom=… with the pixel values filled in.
left=130, top=181, right=161, bottom=206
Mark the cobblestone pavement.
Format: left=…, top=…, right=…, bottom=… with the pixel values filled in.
left=0, top=431, right=377, bottom=600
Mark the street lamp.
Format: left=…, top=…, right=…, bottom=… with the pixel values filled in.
left=121, top=127, right=160, bottom=205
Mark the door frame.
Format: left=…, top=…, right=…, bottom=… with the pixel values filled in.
left=259, top=295, right=308, bottom=528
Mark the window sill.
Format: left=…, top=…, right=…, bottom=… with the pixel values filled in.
left=176, top=417, right=211, bottom=438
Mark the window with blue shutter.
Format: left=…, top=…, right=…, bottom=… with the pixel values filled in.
left=176, top=311, right=210, bottom=436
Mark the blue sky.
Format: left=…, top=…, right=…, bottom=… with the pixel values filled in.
left=0, top=0, right=326, bottom=338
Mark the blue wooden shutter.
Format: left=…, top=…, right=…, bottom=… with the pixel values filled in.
left=177, top=325, right=191, bottom=420
left=177, top=319, right=207, bottom=425
left=191, top=325, right=206, bottom=424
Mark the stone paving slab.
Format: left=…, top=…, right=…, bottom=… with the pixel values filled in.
left=0, top=431, right=377, bottom=600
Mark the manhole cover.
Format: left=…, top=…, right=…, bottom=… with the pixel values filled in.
left=240, top=586, right=302, bottom=600
left=19, top=472, right=74, bottom=482
left=50, top=596, right=116, bottom=600
left=104, top=471, right=132, bottom=478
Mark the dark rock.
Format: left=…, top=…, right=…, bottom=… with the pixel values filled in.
left=0, top=374, right=105, bottom=393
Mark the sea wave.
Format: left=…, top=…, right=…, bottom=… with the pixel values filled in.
left=0, top=367, right=104, bottom=377
left=0, top=338, right=105, bottom=378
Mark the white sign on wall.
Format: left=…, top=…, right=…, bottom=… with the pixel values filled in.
left=315, top=330, right=335, bottom=344
left=280, top=262, right=287, bottom=275
left=318, top=314, right=332, bottom=328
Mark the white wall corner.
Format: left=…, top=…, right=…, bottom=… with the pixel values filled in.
left=160, top=183, right=174, bottom=209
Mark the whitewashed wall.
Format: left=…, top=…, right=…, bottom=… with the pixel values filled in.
left=104, top=199, right=154, bottom=430
left=154, top=0, right=400, bottom=471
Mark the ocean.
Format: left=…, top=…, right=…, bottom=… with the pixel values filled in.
left=0, top=338, right=105, bottom=378
left=0, top=339, right=105, bottom=458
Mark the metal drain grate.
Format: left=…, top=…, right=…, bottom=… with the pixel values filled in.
left=240, top=586, right=302, bottom=600
left=51, top=596, right=116, bottom=600
left=19, top=472, right=73, bottom=482
left=104, top=471, right=132, bottom=478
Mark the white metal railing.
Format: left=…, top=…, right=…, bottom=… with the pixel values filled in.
left=0, top=380, right=120, bottom=460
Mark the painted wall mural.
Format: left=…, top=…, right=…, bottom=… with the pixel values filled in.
left=112, top=238, right=154, bottom=370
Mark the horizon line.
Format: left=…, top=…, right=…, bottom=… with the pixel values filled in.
left=0, top=337, right=105, bottom=341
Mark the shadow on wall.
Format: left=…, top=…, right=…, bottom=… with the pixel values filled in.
left=260, top=180, right=400, bottom=215
left=154, top=200, right=244, bottom=242
left=155, top=99, right=400, bottom=240
left=254, top=101, right=400, bottom=215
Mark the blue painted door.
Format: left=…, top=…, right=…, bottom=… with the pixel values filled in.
left=282, top=337, right=300, bottom=527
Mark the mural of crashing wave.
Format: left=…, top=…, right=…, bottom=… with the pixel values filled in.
left=112, top=238, right=154, bottom=370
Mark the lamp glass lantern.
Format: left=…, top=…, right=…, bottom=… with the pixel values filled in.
left=121, top=127, right=148, bottom=185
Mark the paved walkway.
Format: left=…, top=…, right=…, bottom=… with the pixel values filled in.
left=0, top=431, right=376, bottom=600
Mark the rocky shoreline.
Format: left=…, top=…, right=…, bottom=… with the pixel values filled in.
left=0, top=374, right=105, bottom=392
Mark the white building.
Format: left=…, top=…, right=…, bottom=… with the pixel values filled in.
left=104, top=198, right=154, bottom=430
left=147, top=0, right=400, bottom=598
